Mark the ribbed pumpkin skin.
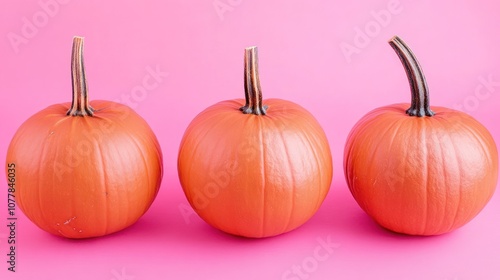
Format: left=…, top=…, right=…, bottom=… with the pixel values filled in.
left=344, top=103, right=498, bottom=235
left=178, top=98, right=332, bottom=238
left=6, top=100, right=163, bottom=238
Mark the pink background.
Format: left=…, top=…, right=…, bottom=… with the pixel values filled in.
left=1, top=0, right=500, bottom=279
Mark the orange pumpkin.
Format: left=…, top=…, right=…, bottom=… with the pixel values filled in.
left=178, top=47, right=332, bottom=238
left=344, top=36, right=498, bottom=235
left=5, top=37, right=163, bottom=238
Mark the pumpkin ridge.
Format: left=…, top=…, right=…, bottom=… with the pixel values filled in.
left=271, top=114, right=297, bottom=234
left=431, top=120, right=450, bottom=230
left=295, top=118, right=325, bottom=213
left=110, top=113, right=162, bottom=235
left=180, top=117, right=214, bottom=183
left=177, top=104, right=242, bottom=229
left=55, top=120, right=81, bottom=236
left=182, top=126, right=210, bottom=207
left=421, top=121, right=430, bottom=235
left=451, top=119, right=496, bottom=224
left=448, top=117, right=496, bottom=228
left=379, top=117, right=407, bottom=229
left=206, top=111, right=243, bottom=231
left=221, top=113, right=250, bottom=232
left=281, top=125, right=297, bottom=234
left=445, top=120, right=464, bottom=233
left=344, top=114, right=375, bottom=185
left=258, top=116, right=266, bottom=237
left=34, top=130, right=52, bottom=233
left=94, top=137, right=110, bottom=236
left=345, top=106, right=398, bottom=169
left=47, top=123, right=69, bottom=236
left=374, top=117, right=405, bottom=170
left=68, top=119, right=80, bottom=233
left=70, top=118, right=101, bottom=237
left=179, top=106, right=240, bottom=215
left=356, top=118, right=387, bottom=188
left=436, top=118, right=460, bottom=234
left=105, top=122, right=132, bottom=219
left=306, top=130, right=325, bottom=213
left=114, top=118, right=158, bottom=223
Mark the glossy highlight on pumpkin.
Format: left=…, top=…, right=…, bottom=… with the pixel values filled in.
left=343, top=36, right=498, bottom=235
left=5, top=37, right=163, bottom=238
left=178, top=47, right=333, bottom=238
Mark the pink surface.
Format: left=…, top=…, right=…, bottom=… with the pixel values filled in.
left=1, top=0, right=499, bottom=279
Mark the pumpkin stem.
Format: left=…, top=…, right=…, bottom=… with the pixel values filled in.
left=389, top=36, right=435, bottom=117
left=240, top=46, right=268, bottom=115
left=67, top=36, right=94, bottom=117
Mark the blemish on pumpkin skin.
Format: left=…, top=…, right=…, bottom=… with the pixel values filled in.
left=63, top=216, right=77, bottom=225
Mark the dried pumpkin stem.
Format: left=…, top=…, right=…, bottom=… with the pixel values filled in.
left=389, top=36, right=434, bottom=117
left=240, top=46, right=268, bottom=115
left=67, top=36, right=94, bottom=117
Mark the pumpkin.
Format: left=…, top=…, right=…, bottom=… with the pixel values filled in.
left=5, top=37, right=163, bottom=238
left=178, top=47, right=332, bottom=238
left=344, top=36, right=498, bottom=235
